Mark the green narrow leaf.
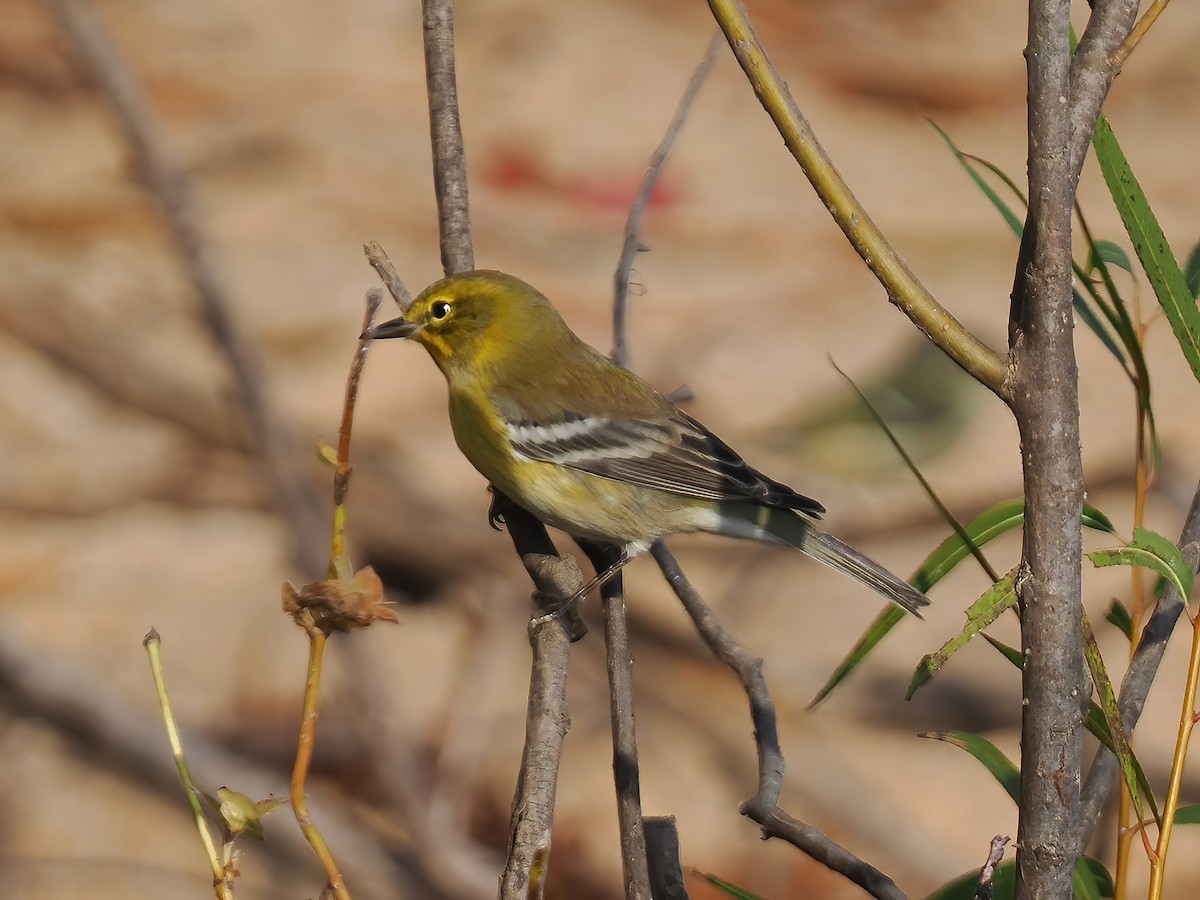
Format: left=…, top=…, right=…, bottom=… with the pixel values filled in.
left=1083, top=703, right=1160, bottom=826
left=1087, top=527, right=1195, bottom=603
left=929, top=120, right=1024, bottom=236
left=1173, top=805, right=1200, bottom=825
left=908, top=570, right=1018, bottom=698
left=1082, top=610, right=1158, bottom=828
left=812, top=501, right=1116, bottom=706
left=983, top=633, right=1023, bottom=669
left=1094, top=115, right=1200, bottom=383
left=920, top=731, right=1020, bottom=804
left=698, top=872, right=767, bottom=900
left=924, top=861, right=1016, bottom=900
left=930, top=120, right=1125, bottom=363
left=1105, top=599, right=1134, bottom=642
left=1087, top=239, right=1133, bottom=274
left=1184, top=242, right=1200, bottom=298
left=1074, top=858, right=1116, bottom=900
left=809, top=605, right=906, bottom=707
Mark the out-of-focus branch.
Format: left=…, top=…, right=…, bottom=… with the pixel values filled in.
left=650, top=544, right=906, bottom=900
left=703, top=0, right=1008, bottom=398
left=45, top=0, right=325, bottom=568
left=1080, top=483, right=1200, bottom=835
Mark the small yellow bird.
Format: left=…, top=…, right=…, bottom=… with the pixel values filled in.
left=366, top=271, right=928, bottom=616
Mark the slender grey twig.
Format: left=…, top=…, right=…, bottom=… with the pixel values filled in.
left=650, top=544, right=907, bottom=900
left=612, top=33, right=721, bottom=369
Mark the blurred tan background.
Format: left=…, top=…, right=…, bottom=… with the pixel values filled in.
left=2, top=0, right=1200, bottom=897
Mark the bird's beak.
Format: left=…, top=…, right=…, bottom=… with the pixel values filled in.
left=362, top=316, right=422, bottom=340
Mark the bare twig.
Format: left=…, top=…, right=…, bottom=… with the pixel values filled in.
left=612, top=33, right=721, bottom=369
left=45, top=0, right=325, bottom=567
left=645, top=817, right=689, bottom=900
left=650, top=543, right=782, bottom=813
left=703, top=0, right=1007, bottom=396
left=144, top=630, right=235, bottom=900
left=1080, top=484, right=1200, bottom=835
left=580, top=541, right=651, bottom=900
left=755, top=809, right=908, bottom=900
left=422, top=0, right=474, bottom=276
left=976, top=835, right=1010, bottom=900
left=363, top=241, right=414, bottom=311
left=650, top=544, right=906, bottom=900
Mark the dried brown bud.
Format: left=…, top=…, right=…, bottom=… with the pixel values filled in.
left=282, top=566, right=397, bottom=633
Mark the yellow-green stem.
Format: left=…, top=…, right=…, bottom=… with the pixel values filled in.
left=144, top=630, right=234, bottom=900
left=290, top=615, right=351, bottom=900
left=704, top=0, right=1008, bottom=397
left=1112, top=0, right=1172, bottom=68
left=1148, top=608, right=1200, bottom=898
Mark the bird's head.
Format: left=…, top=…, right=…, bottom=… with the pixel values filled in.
left=364, top=270, right=570, bottom=375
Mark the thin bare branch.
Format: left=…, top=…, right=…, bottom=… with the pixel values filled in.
left=650, top=543, right=906, bottom=900
left=423, top=0, right=474, bottom=276
left=363, top=242, right=414, bottom=311
left=703, top=0, right=1008, bottom=397
left=754, top=809, right=908, bottom=900
left=45, top=0, right=325, bottom=567
left=612, top=33, right=720, bottom=369
left=581, top=542, right=651, bottom=900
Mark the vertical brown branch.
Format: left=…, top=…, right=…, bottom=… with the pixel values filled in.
left=1011, top=3, right=1084, bottom=896
left=423, top=0, right=474, bottom=276
left=1011, top=3, right=1141, bottom=896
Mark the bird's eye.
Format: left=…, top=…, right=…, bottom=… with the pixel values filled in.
left=431, top=300, right=452, bottom=320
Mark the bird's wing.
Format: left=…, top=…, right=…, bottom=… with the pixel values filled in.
left=504, top=407, right=825, bottom=517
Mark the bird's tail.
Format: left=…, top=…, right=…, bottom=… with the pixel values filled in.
left=800, top=526, right=929, bottom=617
left=715, top=505, right=929, bottom=616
